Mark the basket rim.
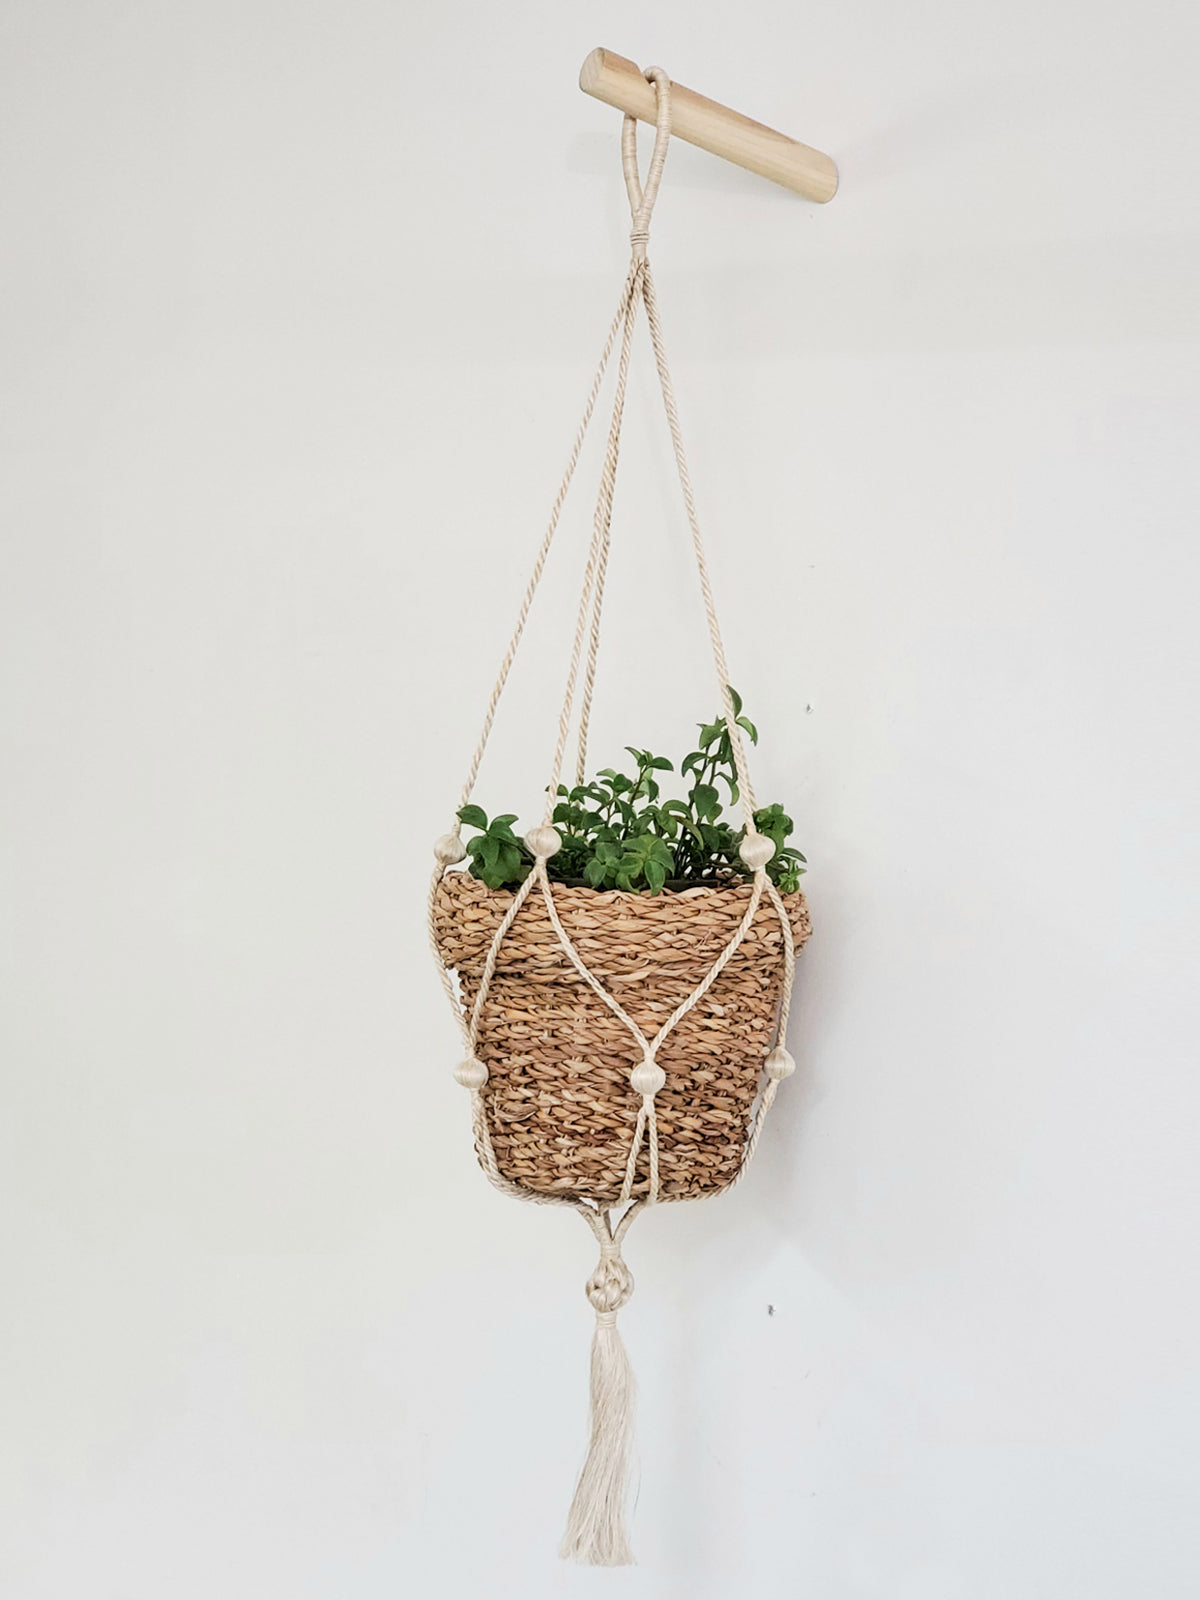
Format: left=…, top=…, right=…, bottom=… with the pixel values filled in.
left=435, top=867, right=808, bottom=907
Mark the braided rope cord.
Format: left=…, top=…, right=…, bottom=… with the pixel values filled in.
left=429, top=68, right=798, bottom=1238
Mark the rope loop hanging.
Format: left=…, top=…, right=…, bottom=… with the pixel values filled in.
left=623, top=65, right=672, bottom=260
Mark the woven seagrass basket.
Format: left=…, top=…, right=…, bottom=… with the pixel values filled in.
left=433, top=871, right=811, bottom=1203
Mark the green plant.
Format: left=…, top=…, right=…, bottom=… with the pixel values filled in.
left=456, top=691, right=806, bottom=897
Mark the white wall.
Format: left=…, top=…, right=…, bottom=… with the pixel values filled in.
left=2, top=4, right=1197, bottom=1596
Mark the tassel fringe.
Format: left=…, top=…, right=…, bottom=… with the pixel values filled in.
left=560, top=1310, right=636, bottom=1565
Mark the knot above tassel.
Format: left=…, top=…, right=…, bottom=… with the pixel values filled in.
left=586, top=1241, right=634, bottom=1316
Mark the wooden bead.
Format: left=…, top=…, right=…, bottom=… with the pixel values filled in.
left=739, top=831, right=777, bottom=869
left=524, top=826, right=562, bottom=860
left=453, top=1057, right=489, bottom=1089
left=764, top=1046, right=795, bottom=1081
left=630, top=1059, right=666, bottom=1097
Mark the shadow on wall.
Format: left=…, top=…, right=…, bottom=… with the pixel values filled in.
left=624, top=895, right=836, bottom=1571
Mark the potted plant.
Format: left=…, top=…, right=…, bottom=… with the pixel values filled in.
left=431, top=691, right=811, bottom=1203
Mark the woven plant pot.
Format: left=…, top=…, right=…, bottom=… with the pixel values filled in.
left=433, top=870, right=812, bottom=1203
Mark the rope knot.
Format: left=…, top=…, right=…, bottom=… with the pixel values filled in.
left=586, top=1245, right=634, bottom=1315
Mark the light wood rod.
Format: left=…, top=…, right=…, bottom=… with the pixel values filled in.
left=579, top=48, right=838, bottom=204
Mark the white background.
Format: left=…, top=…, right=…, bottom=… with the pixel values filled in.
left=2, top=3, right=1198, bottom=1596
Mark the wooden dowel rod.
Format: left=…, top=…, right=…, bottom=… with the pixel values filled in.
left=579, top=48, right=838, bottom=204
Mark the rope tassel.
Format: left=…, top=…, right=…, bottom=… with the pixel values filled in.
left=561, top=1223, right=640, bottom=1565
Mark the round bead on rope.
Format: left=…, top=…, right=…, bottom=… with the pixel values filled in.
left=434, top=831, right=466, bottom=865
left=525, top=825, right=562, bottom=859
left=630, top=1050, right=666, bottom=1098
left=739, top=830, right=777, bottom=869
left=454, top=1056, right=488, bottom=1090
left=765, top=1045, right=796, bottom=1081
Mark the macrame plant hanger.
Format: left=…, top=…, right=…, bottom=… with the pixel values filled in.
left=429, top=56, right=835, bottom=1567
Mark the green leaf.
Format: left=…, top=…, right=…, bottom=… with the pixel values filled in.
left=497, top=843, right=524, bottom=881
left=457, top=804, right=488, bottom=831
left=753, top=803, right=795, bottom=844
left=692, top=783, right=721, bottom=822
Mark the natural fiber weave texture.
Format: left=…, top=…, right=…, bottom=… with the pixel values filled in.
left=434, top=871, right=811, bottom=1203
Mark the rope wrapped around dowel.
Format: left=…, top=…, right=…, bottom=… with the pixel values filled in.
left=428, top=65, right=801, bottom=1566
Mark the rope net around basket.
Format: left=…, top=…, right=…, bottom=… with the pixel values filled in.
left=427, top=66, right=809, bottom=1567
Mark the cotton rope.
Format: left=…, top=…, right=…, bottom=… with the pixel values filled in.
left=427, top=66, right=799, bottom=1566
